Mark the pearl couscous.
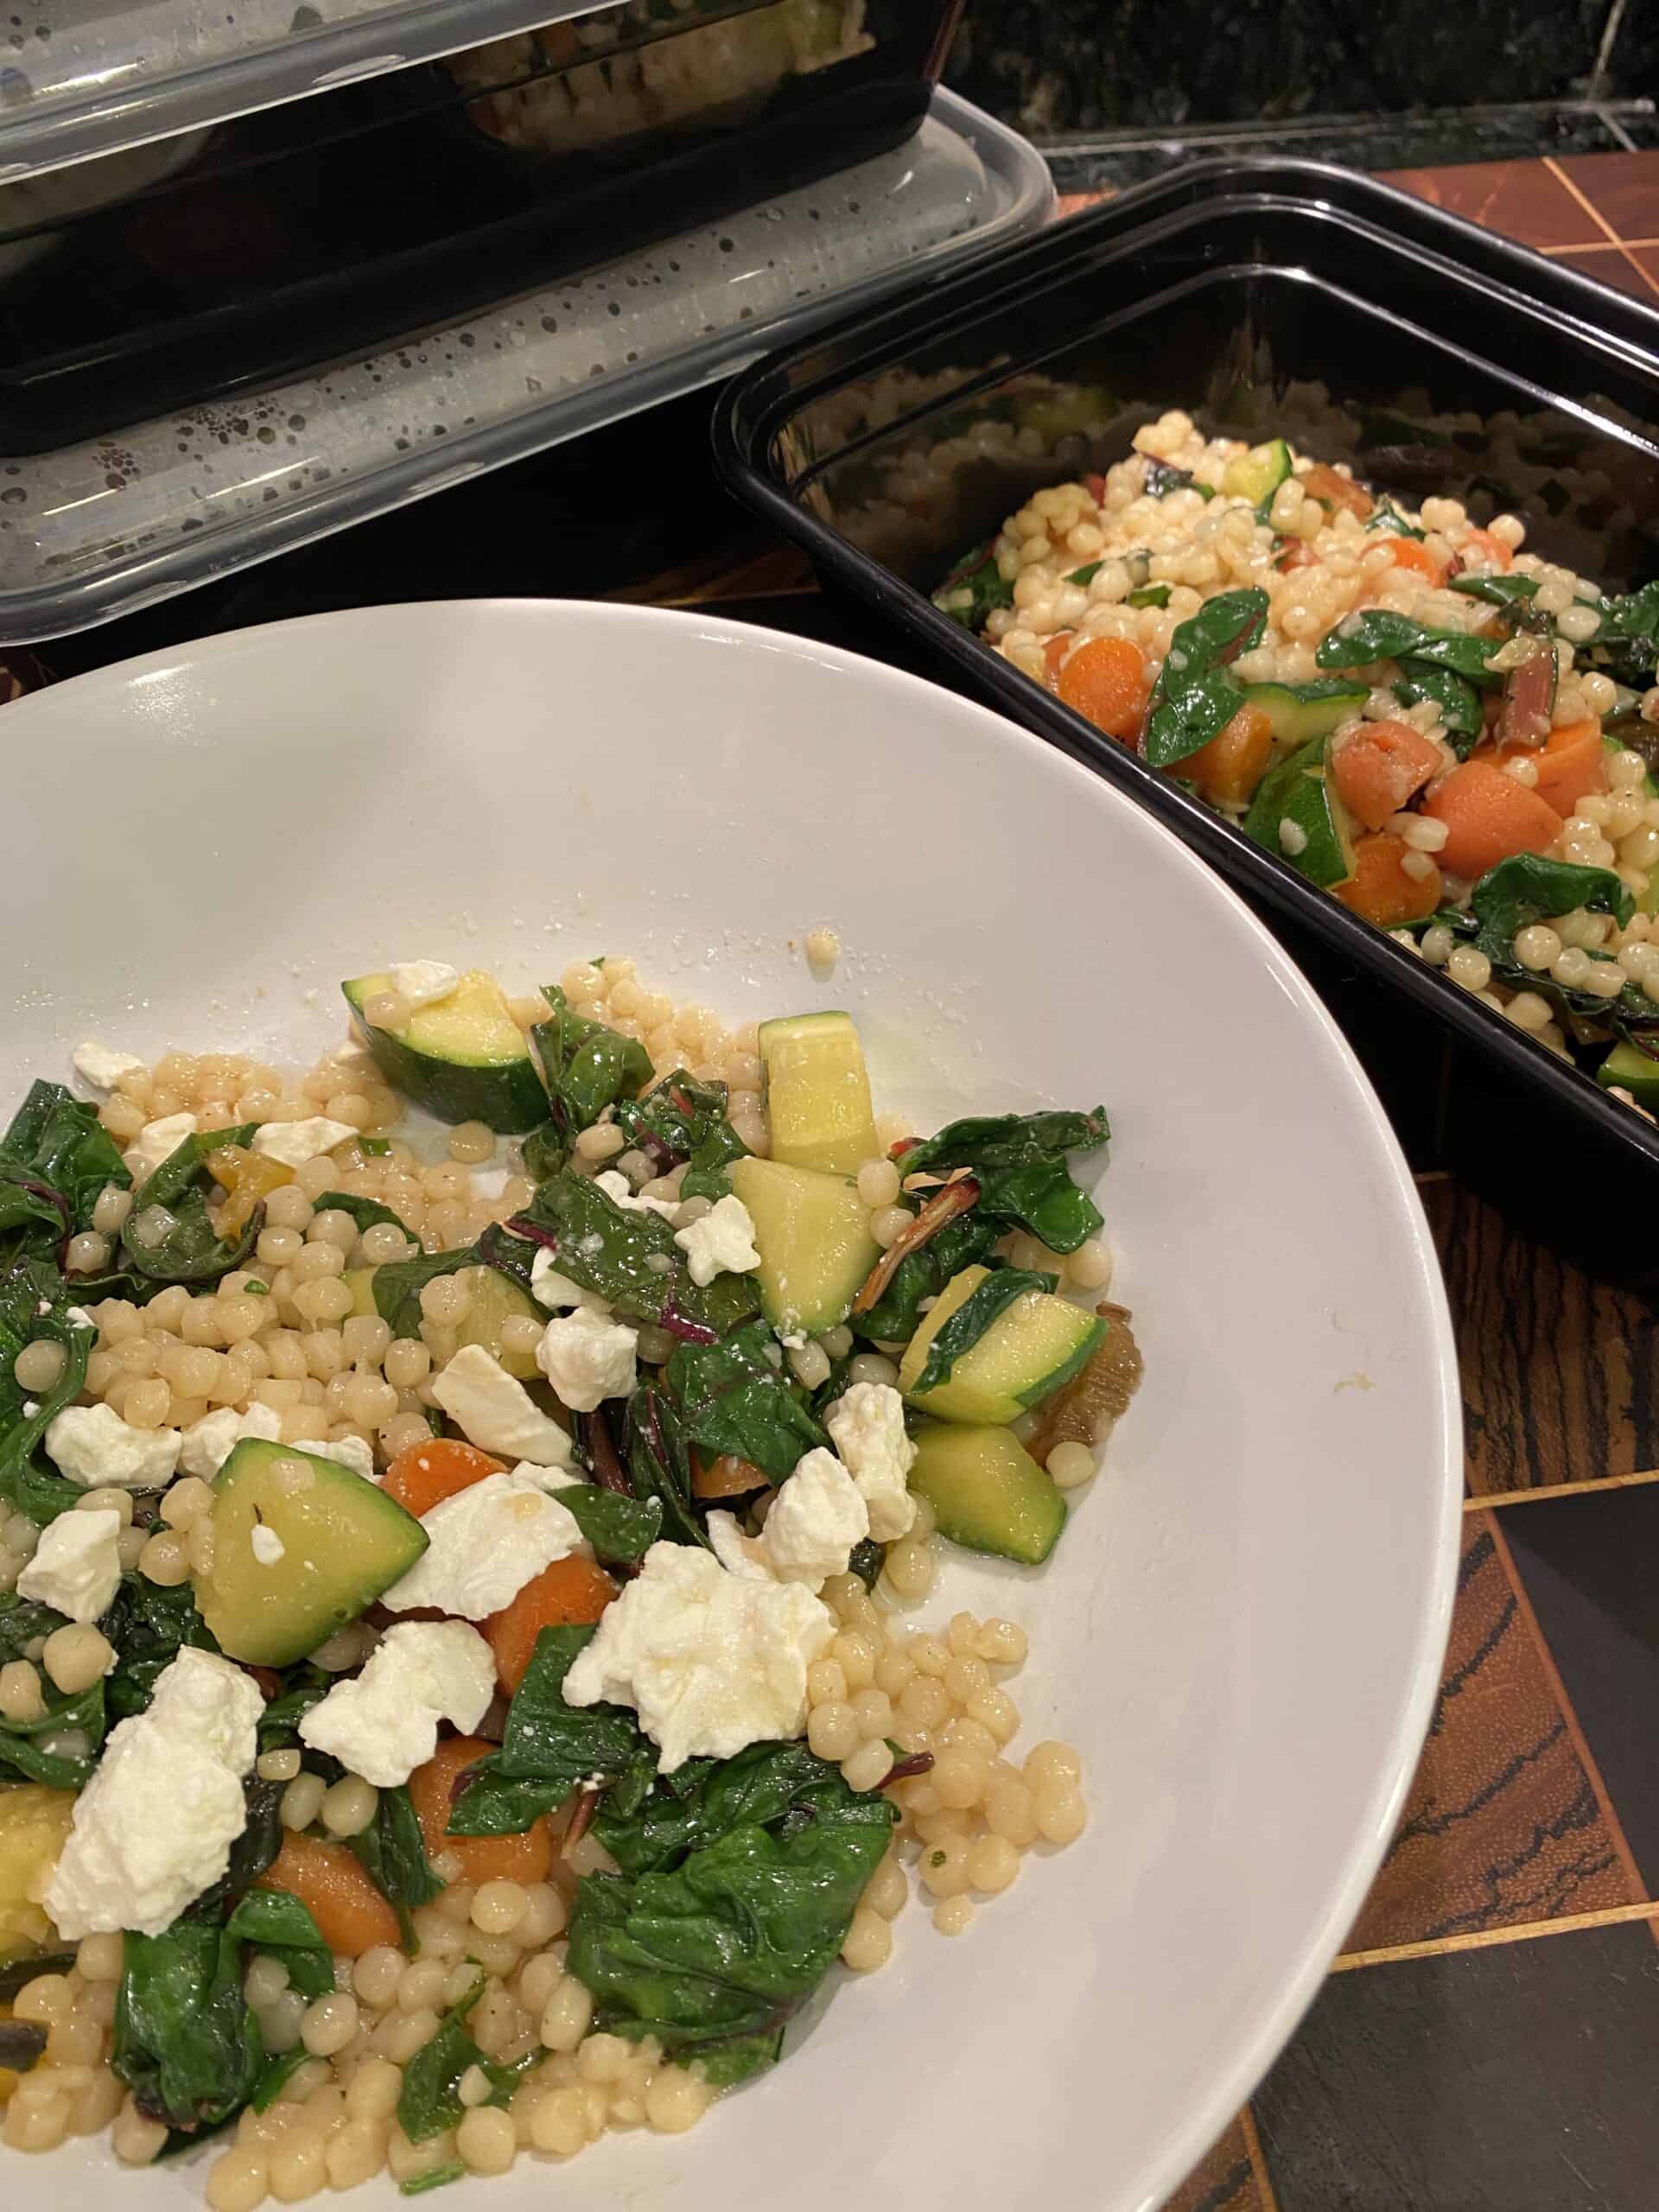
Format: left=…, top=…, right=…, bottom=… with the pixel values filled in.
left=938, top=411, right=1659, bottom=1115
left=0, top=956, right=1140, bottom=2200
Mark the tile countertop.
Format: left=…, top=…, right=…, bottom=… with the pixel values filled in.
left=17, top=141, right=1659, bottom=2212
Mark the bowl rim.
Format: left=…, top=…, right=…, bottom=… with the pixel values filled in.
left=2, top=595, right=1464, bottom=2207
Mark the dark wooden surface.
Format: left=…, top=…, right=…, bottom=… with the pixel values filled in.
left=16, top=141, right=1659, bottom=2212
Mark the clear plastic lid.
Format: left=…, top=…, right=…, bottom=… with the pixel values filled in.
left=0, top=90, right=1053, bottom=641
left=0, top=0, right=632, bottom=182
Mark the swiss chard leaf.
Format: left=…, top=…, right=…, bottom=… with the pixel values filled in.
left=666, top=1322, right=828, bottom=1484
left=373, top=1244, right=477, bottom=1341
left=0, top=1081, right=130, bottom=1259
left=908, top=1268, right=1058, bottom=1397
left=1582, top=577, right=1659, bottom=687
left=623, top=1385, right=708, bottom=1549
left=594, top=1738, right=872, bottom=1878
left=311, top=1192, right=413, bottom=1239
left=1449, top=572, right=1540, bottom=613
left=0, top=1676, right=105, bottom=1789
left=1366, top=498, right=1425, bottom=539
left=396, top=1978, right=533, bottom=2142
left=448, top=1625, right=656, bottom=1838
left=257, top=1664, right=332, bottom=1749
left=1468, top=854, right=1633, bottom=950
left=101, top=1573, right=219, bottom=1723
left=519, top=1172, right=760, bottom=1338
left=1143, top=460, right=1214, bottom=499
left=224, top=1890, right=334, bottom=2000
left=931, top=538, right=1014, bottom=630
left=1315, top=610, right=1501, bottom=687
left=344, top=1784, right=444, bottom=1949
left=1392, top=659, right=1484, bottom=752
left=114, top=1920, right=264, bottom=2133
left=1142, top=589, right=1268, bottom=767
left=613, top=1071, right=747, bottom=1185
left=898, top=1109, right=1109, bottom=1254
left=1125, top=582, right=1171, bottom=609
left=0, top=1258, right=97, bottom=1523
left=119, top=1125, right=263, bottom=1288
left=557, top=1484, right=663, bottom=1564
left=568, top=1757, right=895, bottom=2082
left=402, top=2159, right=467, bottom=2196
left=852, top=1205, right=1004, bottom=1345
left=530, top=986, right=652, bottom=1139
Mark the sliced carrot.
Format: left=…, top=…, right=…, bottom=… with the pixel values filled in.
left=1300, top=462, right=1373, bottom=519
left=1421, top=759, right=1561, bottom=879
left=485, top=1556, right=619, bottom=1695
left=382, top=1439, right=505, bottom=1520
left=1371, top=537, right=1447, bottom=587
left=1084, top=473, right=1108, bottom=505
left=1042, top=632, right=1074, bottom=690
left=690, top=1451, right=768, bottom=1500
left=1330, top=719, right=1445, bottom=832
left=1177, top=702, right=1274, bottom=808
left=1276, top=540, right=1319, bottom=572
left=1471, top=716, right=1605, bottom=820
left=1057, top=635, right=1150, bottom=744
left=256, top=1831, right=400, bottom=1958
left=410, top=1734, right=556, bottom=1885
left=1334, top=833, right=1443, bottom=925
left=1460, top=527, right=1512, bottom=572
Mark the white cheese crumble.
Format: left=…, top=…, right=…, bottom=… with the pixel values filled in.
left=252, top=1117, right=357, bottom=1169
left=535, top=1308, right=638, bottom=1413
left=673, top=1193, right=760, bottom=1287
left=45, top=1650, right=264, bottom=1938
left=824, top=1382, right=918, bottom=1541
left=382, top=1471, right=583, bottom=1618
left=125, top=1112, right=198, bottom=1180
left=429, top=1344, right=573, bottom=1465
left=1278, top=818, right=1309, bottom=857
left=304, top=1434, right=377, bottom=1482
left=707, top=1448, right=869, bottom=1593
left=530, top=1248, right=610, bottom=1314
left=17, top=1508, right=123, bottom=1624
left=251, top=1523, right=286, bottom=1567
left=46, top=1402, right=181, bottom=1490
left=563, top=1541, right=836, bottom=1773
left=298, top=1621, right=495, bottom=1788
left=72, top=1041, right=144, bottom=1091
left=594, top=1169, right=678, bottom=1220
left=388, top=960, right=460, bottom=1011
left=177, top=1402, right=283, bottom=1480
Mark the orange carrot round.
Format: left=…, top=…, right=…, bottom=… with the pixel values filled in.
left=1331, top=719, right=1445, bottom=832
left=1042, top=632, right=1074, bottom=690
left=1421, top=759, right=1560, bottom=879
left=410, top=1734, right=556, bottom=1886
left=1371, top=537, right=1447, bottom=586
left=382, top=1439, right=505, bottom=1520
left=1335, top=833, right=1443, bottom=925
left=256, top=1831, right=400, bottom=1957
left=1474, top=718, right=1605, bottom=819
left=1177, top=702, right=1274, bottom=808
left=1057, top=635, right=1150, bottom=743
left=485, top=1556, right=619, bottom=1696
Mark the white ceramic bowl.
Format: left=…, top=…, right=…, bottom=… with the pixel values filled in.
left=0, top=601, right=1459, bottom=2212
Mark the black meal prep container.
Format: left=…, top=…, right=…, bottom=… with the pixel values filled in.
left=0, top=0, right=963, bottom=452
left=713, top=157, right=1659, bottom=1285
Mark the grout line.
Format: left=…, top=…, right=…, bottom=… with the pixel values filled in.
left=1238, top=2107, right=1282, bottom=2212
left=1588, top=0, right=1632, bottom=100
left=1486, top=1513, right=1654, bottom=1920
left=1541, top=237, right=1659, bottom=254
left=1332, top=1897, right=1659, bottom=1972
left=1465, top=1468, right=1659, bottom=1510
left=1543, top=156, right=1659, bottom=298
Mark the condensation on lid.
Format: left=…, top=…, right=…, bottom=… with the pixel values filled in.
left=0, top=0, right=628, bottom=184
left=0, top=90, right=1053, bottom=643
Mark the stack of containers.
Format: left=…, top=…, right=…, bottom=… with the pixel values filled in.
left=0, top=0, right=1053, bottom=638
